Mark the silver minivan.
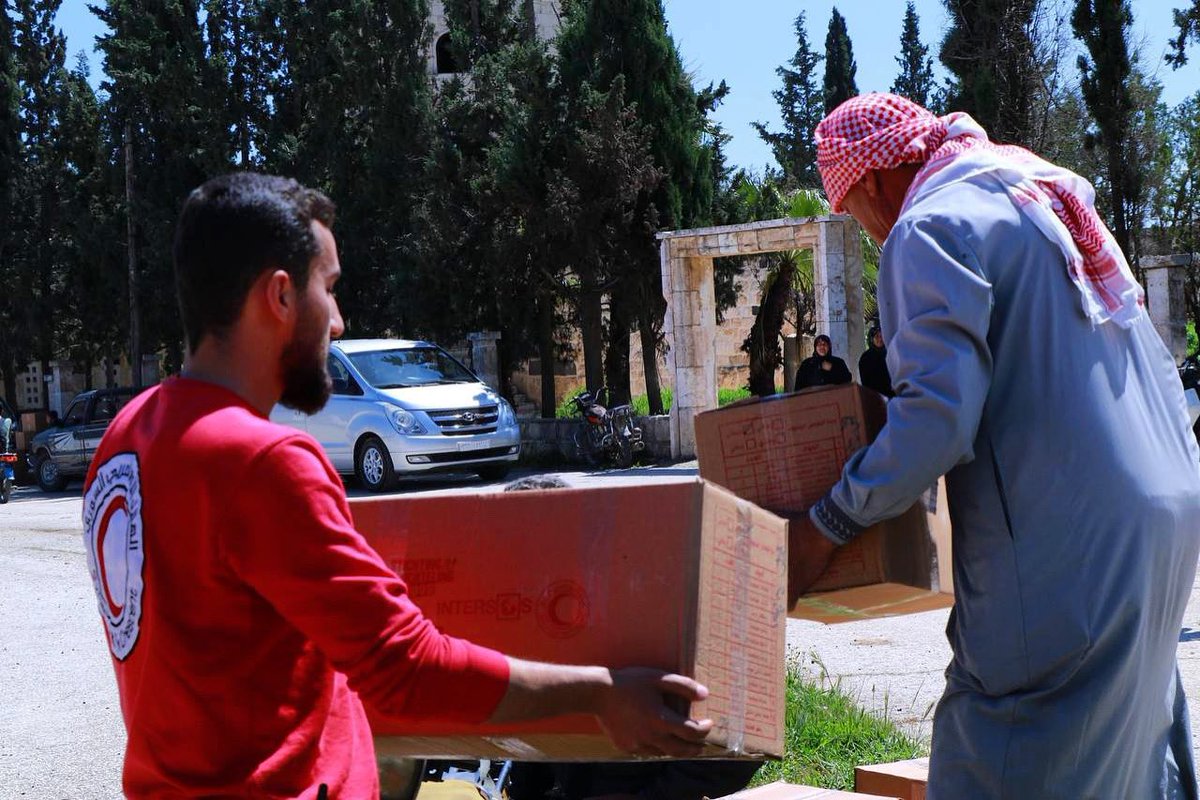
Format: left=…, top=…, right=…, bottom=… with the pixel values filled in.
left=272, top=339, right=521, bottom=491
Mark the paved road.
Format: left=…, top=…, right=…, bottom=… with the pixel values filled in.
left=4, top=465, right=1200, bottom=797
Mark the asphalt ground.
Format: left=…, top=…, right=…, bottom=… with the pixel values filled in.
left=3, top=464, right=1200, bottom=798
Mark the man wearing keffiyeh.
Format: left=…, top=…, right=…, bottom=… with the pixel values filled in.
left=800, top=93, right=1200, bottom=799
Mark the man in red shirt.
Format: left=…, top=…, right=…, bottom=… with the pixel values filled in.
left=82, top=173, right=712, bottom=799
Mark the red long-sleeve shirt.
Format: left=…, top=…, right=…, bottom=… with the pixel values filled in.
left=82, top=378, right=510, bottom=798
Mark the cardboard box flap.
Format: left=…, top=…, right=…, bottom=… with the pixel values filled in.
left=694, top=482, right=789, bottom=754
left=717, top=781, right=903, bottom=799
left=855, top=757, right=929, bottom=800
left=791, top=583, right=952, bottom=624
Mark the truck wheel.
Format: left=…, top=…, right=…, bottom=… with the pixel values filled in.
left=356, top=436, right=397, bottom=492
left=36, top=455, right=67, bottom=492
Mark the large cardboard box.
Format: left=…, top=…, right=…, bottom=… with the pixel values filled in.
left=351, top=479, right=788, bottom=761
left=695, top=384, right=952, bottom=623
left=717, top=782, right=902, bottom=799
left=854, top=758, right=928, bottom=800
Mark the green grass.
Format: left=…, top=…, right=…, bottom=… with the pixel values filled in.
left=751, top=667, right=929, bottom=790
left=554, top=385, right=774, bottom=418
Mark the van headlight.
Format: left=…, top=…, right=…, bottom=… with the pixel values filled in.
left=388, top=407, right=426, bottom=435
left=498, top=399, right=516, bottom=427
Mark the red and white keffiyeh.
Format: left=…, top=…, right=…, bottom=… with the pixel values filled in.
left=815, top=92, right=1143, bottom=328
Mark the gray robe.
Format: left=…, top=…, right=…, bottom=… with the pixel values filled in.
left=811, top=174, right=1200, bottom=799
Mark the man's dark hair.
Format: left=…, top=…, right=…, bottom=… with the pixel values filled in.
left=173, top=173, right=336, bottom=352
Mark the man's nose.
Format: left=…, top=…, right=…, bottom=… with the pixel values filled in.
left=330, top=300, right=345, bottom=339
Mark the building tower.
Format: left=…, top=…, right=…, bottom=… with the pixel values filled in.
left=427, top=1, right=563, bottom=77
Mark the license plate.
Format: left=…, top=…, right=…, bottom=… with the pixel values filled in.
left=456, top=440, right=491, bottom=452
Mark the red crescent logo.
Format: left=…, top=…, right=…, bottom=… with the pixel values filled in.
left=96, top=495, right=129, bottom=619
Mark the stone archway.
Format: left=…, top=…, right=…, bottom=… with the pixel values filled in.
left=657, top=215, right=866, bottom=459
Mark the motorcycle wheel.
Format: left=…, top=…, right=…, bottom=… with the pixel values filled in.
left=0, top=477, right=11, bottom=504
left=613, top=432, right=634, bottom=469
left=573, top=427, right=602, bottom=466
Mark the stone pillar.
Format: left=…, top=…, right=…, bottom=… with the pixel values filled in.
left=661, top=243, right=718, bottom=460
left=813, top=217, right=865, bottom=380
left=467, top=331, right=502, bottom=389
left=1141, top=254, right=1191, bottom=364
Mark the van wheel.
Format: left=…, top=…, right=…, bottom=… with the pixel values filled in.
left=356, top=436, right=397, bottom=492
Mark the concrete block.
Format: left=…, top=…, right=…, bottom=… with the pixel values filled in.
left=663, top=256, right=691, bottom=294
left=675, top=406, right=700, bottom=459
left=819, top=221, right=846, bottom=255
left=673, top=326, right=715, bottom=369
left=755, top=227, right=802, bottom=252
left=735, top=230, right=760, bottom=251
left=675, top=365, right=716, bottom=410
left=672, top=290, right=704, bottom=328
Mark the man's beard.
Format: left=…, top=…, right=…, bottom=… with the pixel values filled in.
left=279, top=301, right=331, bottom=415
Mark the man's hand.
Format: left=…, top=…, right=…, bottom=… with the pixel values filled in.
left=787, top=513, right=838, bottom=607
left=821, top=360, right=832, bottom=371
left=596, top=667, right=714, bottom=757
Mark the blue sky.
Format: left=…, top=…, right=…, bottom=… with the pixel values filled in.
left=53, top=0, right=1200, bottom=174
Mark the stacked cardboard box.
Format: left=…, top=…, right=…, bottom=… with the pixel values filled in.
left=352, top=478, right=789, bottom=761
left=717, top=781, right=902, bottom=799
left=854, top=758, right=929, bottom=800
left=695, top=384, right=953, bottom=623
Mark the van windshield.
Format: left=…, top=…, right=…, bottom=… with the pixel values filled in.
left=347, top=347, right=478, bottom=389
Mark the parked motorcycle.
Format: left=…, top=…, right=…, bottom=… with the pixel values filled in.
left=1180, top=354, right=1200, bottom=449
left=0, top=416, right=14, bottom=503
left=570, top=388, right=644, bottom=469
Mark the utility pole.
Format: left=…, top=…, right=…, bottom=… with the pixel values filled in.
left=125, top=120, right=141, bottom=390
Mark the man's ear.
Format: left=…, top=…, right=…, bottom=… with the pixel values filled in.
left=859, top=169, right=883, bottom=200
left=262, top=269, right=295, bottom=324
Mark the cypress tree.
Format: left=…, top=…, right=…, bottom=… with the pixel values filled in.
left=1073, top=0, right=1140, bottom=261
left=0, top=3, right=22, bottom=402
left=891, top=1, right=935, bottom=107
left=751, top=12, right=824, bottom=187
left=268, top=0, right=434, bottom=337
left=11, top=0, right=71, bottom=403
left=1167, top=1, right=1200, bottom=67
left=556, top=0, right=716, bottom=409
left=823, top=7, right=858, bottom=114
left=92, top=0, right=229, bottom=367
left=940, top=0, right=1039, bottom=145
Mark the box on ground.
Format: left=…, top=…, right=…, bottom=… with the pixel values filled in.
left=352, top=478, right=788, bottom=761
left=717, top=782, right=902, bottom=799
left=695, top=384, right=952, bottom=623
left=854, top=758, right=928, bottom=800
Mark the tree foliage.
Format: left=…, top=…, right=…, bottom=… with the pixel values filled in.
left=1167, top=1, right=1200, bottom=67
left=822, top=7, right=858, bottom=115
left=891, top=1, right=935, bottom=107
left=940, top=0, right=1040, bottom=145
left=556, top=0, right=719, bottom=409
left=752, top=12, right=823, bottom=188
left=1073, top=0, right=1140, bottom=261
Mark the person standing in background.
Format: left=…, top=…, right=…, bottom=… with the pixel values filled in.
left=794, top=334, right=852, bottom=391
left=858, top=325, right=894, bottom=397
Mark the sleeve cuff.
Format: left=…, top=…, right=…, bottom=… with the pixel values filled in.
left=809, top=494, right=866, bottom=546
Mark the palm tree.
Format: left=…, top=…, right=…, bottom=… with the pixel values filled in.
left=736, top=178, right=878, bottom=396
